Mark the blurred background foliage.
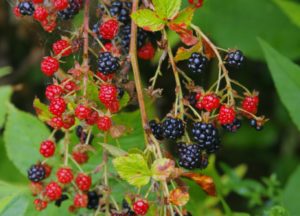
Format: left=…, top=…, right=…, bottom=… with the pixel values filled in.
left=0, top=0, right=300, bottom=215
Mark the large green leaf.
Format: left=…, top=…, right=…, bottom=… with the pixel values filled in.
left=0, top=195, right=29, bottom=216
left=273, top=0, right=300, bottom=29
left=131, top=9, right=165, bottom=32
left=0, top=86, right=13, bottom=127
left=259, top=39, right=300, bottom=131
left=4, top=104, right=50, bottom=176
left=282, top=166, right=300, bottom=215
left=152, top=0, right=181, bottom=19
left=184, top=0, right=300, bottom=60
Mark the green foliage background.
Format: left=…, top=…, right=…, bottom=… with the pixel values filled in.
left=0, top=0, right=300, bottom=215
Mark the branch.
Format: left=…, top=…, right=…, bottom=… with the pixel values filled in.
left=83, top=0, right=90, bottom=97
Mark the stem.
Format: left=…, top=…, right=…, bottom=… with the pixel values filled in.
left=130, top=0, right=148, bottom=143
left=82, top=0, right=90, bottom=97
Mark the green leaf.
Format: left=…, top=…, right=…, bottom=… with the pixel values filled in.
left=259, top=39, right=300, bottom=131
left=171, top=6, right=195, bottom=26
left=263, top=205, right=289, bottom=216
left=0, top=195, right=29, bottom=216
left=33, top=97, right=53, bottom=122
left=113, top=154, right=151, bottom=187
left=273, top=0, right=300, bottom=28
left=99, top=143, right=128, bottom=157
left=282, top=166, right=300, bottom=215
left=174, top=41, right=202, bottom=62
left=4, top=104, right=50, bottom=176
left=153, top=0, right=181, bottom=19
left=131, top=9, right=165, bottom=32
left=0, top=86, right=12, bottom=127
left=0, top=67, right=12, bottom=78
left=183, top=0, right=300, bottom=60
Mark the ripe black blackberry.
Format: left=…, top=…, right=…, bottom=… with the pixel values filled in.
left=222, top=118, right=242, bottom=132
left=98, top=52, right=120, bottom=74
left=149, top=120, right=164, bottom=140
left=58, top=0, right=81, bottom=20
left=27, top=164, right=45, bottom=182
left=76, top=125, right=94, bottom=144
left=225, top=50, right=244, bottom=68
left=120, top=25, right=148, bottom=51
left=162, top=118, right=185, bottom=140
left=177, top=142, right=201, bottom=170
left=249, top=119, right=263, bottom=131
left=87, top=191, right=102, bottom=209
left=55, top=194, right=69, bottom=207
left=192, top=122, right=220, bottom=153
left=18, top=1, right=35, bottom=16
left=109, top=1, right=132, bottom=24
left=188, top=52, right=208, bottom=73
left=122, top=199, right=136, bottom=216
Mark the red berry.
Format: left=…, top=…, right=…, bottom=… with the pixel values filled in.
left=72, top=151, right=89, bottom=164
left=62, top=79, right=76, bottom=92
left=133, top=199, right=149, bottom=215
left=75, top=173, right=92, bottom=191
left=96, top=72, right=114, bottom=81
left=44, top=182, right=62, bottom=201
left=75, top=104, right=91, bottom=120
left=99, top=19, right=119, bottom=40
left=34, top=199, right=48, bottom=211
left=48, top=116, right=64, bottom=129
left=53, top=0, right=69, bottom=10
left=73, top=193, right=88, bottom=208
left=40, top=140, right=56, bottom=158
left=33, top=0, right=44, bottom=3
left=195, top=92, right=202, bottom=100
left=97, top=116, right=112, bottom=131
left=218, top=105, right=236, bottom=125
left=41, top=56, right=59, bottom=76
left=52, top=39, right=72, bottom=57
left=98, top=84, right=118, bottom=106
left=201, top=94, right=220, bottom=112
left=56, top=167, right=73, bottom=184
left=30, top=182, right=44, bottom=196
left=107, top=100, right=120, bottom=113
left=138, top=42, right=155, bottom=60
left=86, top=111, right=99, bottom=125
left=41, top=19, right=57, bottom=33
left=49, top=97, right=66, bottom=116
left=103, top=43, right=113, bottom=51
left=241, top=95, right=259, bottom=117
left=13, top=6, right=21, bottom=17
left=195, top=101, right=203, bottom=110
left=62, top=115, right=75, bottom=129
left=33, top=6, right=48, bottom=22
left=43, top=163, right=52, bottom=178
left=45, top=84, right=63, bottom=100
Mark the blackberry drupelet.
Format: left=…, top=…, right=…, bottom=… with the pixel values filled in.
left=87, top=191, right=102, bottom=209
left=188, top=52, right=208, bottom=73
left=120, top=25, right=148, bottom=51
left=177, top=142, right=201, bottom=170
left=18, top=1, right=35, bottom=16
left=162, top=118, right=185, bottom=140
left=55, top=194, right=69, bottom=207
left=28, top=164, right=46, bottom=182
left=149, top=120, right=164, bottom=140
left=225, top=50, right=244, bottom=68
left=222, top=118, right=242, bottom=132
left=192, top=122, right=220, bottom=153
left=98, top=52, right=120, bottom=74
left=249, top=119, right=263, bottom=131
left=58, top=0, right=81, bottom=20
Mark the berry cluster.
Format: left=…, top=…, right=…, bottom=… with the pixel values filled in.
left=14, top=0, right=83, bottom=32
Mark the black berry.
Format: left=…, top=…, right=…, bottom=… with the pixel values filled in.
left=249, top=119, right=263, bottom=131
left=149, top=120, right=164, bottom=140
left=18, top=1, right=35, bottom=16
left=222, top=118, right=242, bottom=132
left=192, top=122, right=220, bottom=153
left=162, top=118, right=185, bottom=140
left=87, top=191, right=102, bottom=209
left=98, top=52, right=120, bottom=75
left=58, top=0, right=81, bottom=20
left=225, top=50, right=244, bottom=68
left=188, top=53, right=208, bottom=73
left=76, top=125, right=94, bottom=144
left=55, top=194, right=69, bottom=207
left=177, top=142, right=201, bottom=170
left=27, top=164, right=45, bottom=182
left=109, top=1, right=132, bottom=24
left=120, top=25, right=148, bottom=51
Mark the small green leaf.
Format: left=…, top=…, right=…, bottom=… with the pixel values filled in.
left=171, top=6, right=195, bottom=26
left=153, top=0, right=181, bottom=19
left=151, top=158, right=175, bottom=181
left=0, top=86, right=12, bottom=127
left=282, top=166, right=300, bottom=215
left=174, top=41, right=202, bottom=62
left=0, top=67, right=12, bottom=78
left=131, top=9, right=165, bottom=32
left=99, top=143, right=128, bottom=157
left=273, top=0, right=300, bottom=28
left=113, top=154, right=151, bottom=187
left=259, top=39, right=300, bottom=131
left=4, top=104, right=50, bottom=176
left=33, top=97, right=53, bottom=122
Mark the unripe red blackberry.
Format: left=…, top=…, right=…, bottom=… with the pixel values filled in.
left=53, top=0, right=69, bottom=11
left=41, top=56, right=59, bottom=76
left=61, top=79, right=76, bottom=92
left=218, top=105, right=236, bottom=125
left=98, top=84, right=118, bottom=106
left=97, top=116, right=112, bottom=131
left=138, top=42, right=155, bottom=60
left=107, top=100, right=120, bottom=113
left=75, top=104, right=91, bottom=120
left=99, top=19, right=119, bottom=40
left=33, top=6, right=48, bottom=22
left=45, top=84, right=63, bottom=100
left=72, top=151, right=89, bottom=164
left=40, top=140, right=56, bottom=158
left=56, top=167, right=73, bottom=184
left=201, top=93, right=220, bottom=112
left=13, top=6, right=22, bottom=17
left=75, top=173, right=92, bottom=191
left=49, top=116, right=64, bottom=129
left=62, top=114, right=75, bottom=129
left=241, top=95, right=259, bottom=118
left=133, top=199, right=149, bottom=215
left=44, top=182, right=62, bottom=201
left=49, top=97, right=66, bottom=116
left=52, top=39, right=72, bottom=57
left=74, top=193, right=88, bottom=208
left=34, top=199, right=48, bottom=211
